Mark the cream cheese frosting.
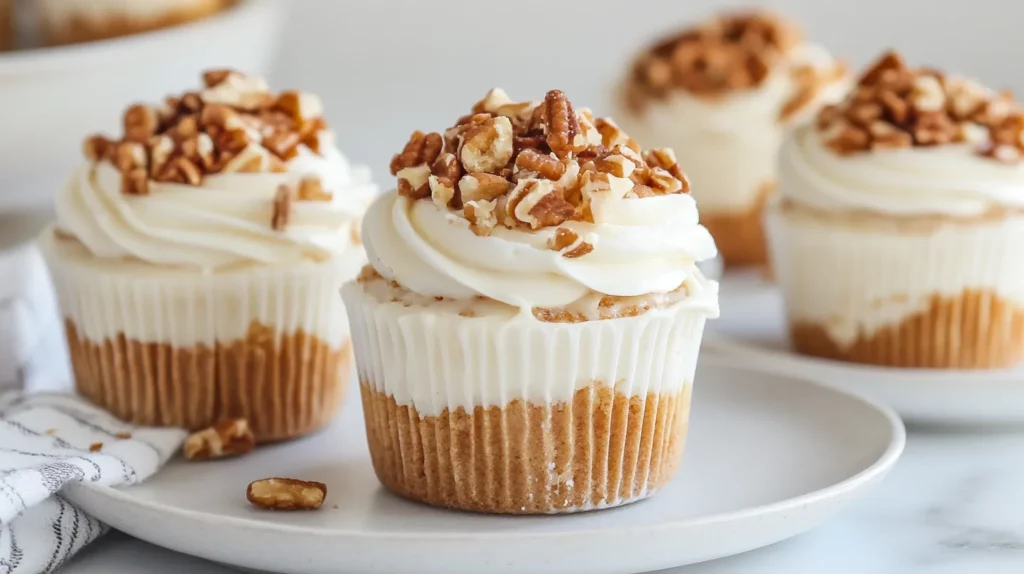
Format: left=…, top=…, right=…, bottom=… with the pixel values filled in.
left=55, top=145, right=376, bottom=271
left=780, top=128, right=1024, bottom=217
left=363, top=190, right=718, bottom=310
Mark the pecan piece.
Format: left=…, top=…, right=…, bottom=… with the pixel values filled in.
left=390, top=131, right=443, bottom=175
left=515, top=149, right=565, bottom=180
left=396, top=164, right=431, bottom=199
left=508, top=179, right=573, bottom=229
left=271, top=184, right=293, bottom=230
left=459, top=172, right=508, bottom=203
left=429, top=175, right=455, bottom=208
left=535, top=90, right=582, bottom=159
left=275, top=91, right=324, bottom=122
left=548, top=227, right=594, bottom=258
left=124, top=104, right=160, bottom=143
left=183, top=418, right=256, bottom=461
left=83, top=135, right=112, bottom=162
left=247, top=478, right=327, bottom=511
left=464, top=199, right=498, bottom=236
left=122, top=169, right=149, bottom=196
left=460, top=116, right=514, bottom=173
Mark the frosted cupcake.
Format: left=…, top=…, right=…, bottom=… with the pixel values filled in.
left=344, top=89, right=719, bottom=514
left=37, top=0, right=232, bottom=45
left=770, top=51, right=1024, bottom=369
left=41, top=70, right=377, bottom=440
left=617, top=11, right=847, bottom=267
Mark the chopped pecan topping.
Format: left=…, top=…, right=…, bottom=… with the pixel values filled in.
left=817, top=51, right=1022, bottom=162
left=83, top=70, right=336, bottom=194
left=625, top=11, right=808, bottom=109
left=389, top=89, right=692, bottom=245
left=271, top=184, right=292, bottom=230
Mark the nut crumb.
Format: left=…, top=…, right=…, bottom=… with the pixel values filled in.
left=89, top=442, right=103, bottom=452
left=183, top=418, right=256, bottom=461
left=247, top=478, right=327, bottom=510
left=271, top=185, right=293, bottom=230
left=114, top=432, right=133, bottom=440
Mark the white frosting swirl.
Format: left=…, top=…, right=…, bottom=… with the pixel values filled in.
left=55, top=143, right=377, bottom=270
left=780, top=126, right=1024, bottom=217
left=362, top=190, right=719, bottom=310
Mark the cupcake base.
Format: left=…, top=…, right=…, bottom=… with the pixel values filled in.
left=361, top=382, right=691, bottom=514
left=768, top=200, right=1024, bottom=369
left=701, top=182, right=774, bottom=268
left=790, top=290, right=1024, bottom=369
left=66, top=319, right=352, bottom=442
left=41, top=0, right=231, bottom=45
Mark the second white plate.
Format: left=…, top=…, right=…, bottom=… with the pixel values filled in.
left=710, top=272, right=1024, bottom=426
left=64, top=363, right=903, bottom=574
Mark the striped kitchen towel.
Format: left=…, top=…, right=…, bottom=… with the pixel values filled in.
left=0, top=393, right=185, bottom=573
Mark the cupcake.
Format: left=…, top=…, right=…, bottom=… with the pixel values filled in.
left=37, top=0, right=232, bottom=45
left=617, top=11, right=848, bottom=267
left=769, top=51, right=1024, bottom=369
left=40, top=70, right=377, bottom=440
left=344, top=89, right=719, bottom=514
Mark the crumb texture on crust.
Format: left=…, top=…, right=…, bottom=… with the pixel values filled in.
left=790, top=290, right=1024, bottom=369
left=66, top=320, right=352, bottom=441
left=817, top=50, right=1024, bottom=162
left=361, top=382, right=691, bottom=514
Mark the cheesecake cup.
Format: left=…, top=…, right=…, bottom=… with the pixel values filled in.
left=770, top=52, right=1024, bottom=369
left=618, top=11, right=847, bottom=267
left=345, top=88, right=719, bottom=513
left=42, top=70, right=377, bottom=439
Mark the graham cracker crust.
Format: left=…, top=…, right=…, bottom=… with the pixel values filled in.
left=360, top=382, right=692, bottom=514
left=791, top=290, right=1024, bottom=369
left=65, top=320, right=351, bottom=442
left=42, top=0, right=232, bottom=45
left=701, top=182, right=774, bottom=268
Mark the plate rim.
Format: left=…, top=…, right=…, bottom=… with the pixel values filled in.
left=65, top=363, right=906, bottom=543
left=704, top=332, right=1024, bottom=384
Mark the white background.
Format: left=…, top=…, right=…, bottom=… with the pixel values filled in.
left=274, top=0, right=1020, bottom=179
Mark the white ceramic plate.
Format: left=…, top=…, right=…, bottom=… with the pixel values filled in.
left=64, top=363, right=902, bottom=574
left=709, top=271, right=1024, bottom=426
